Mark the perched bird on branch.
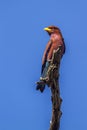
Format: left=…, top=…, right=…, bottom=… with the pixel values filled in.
left=36, top=25, right=65, bottom=92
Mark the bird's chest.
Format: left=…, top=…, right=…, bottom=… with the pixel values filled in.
left=51, top=41, right=61, bottom=50
left=50, top=35, right=62, bottom=49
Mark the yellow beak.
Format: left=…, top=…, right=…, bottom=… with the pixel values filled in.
left=44, top=27, right=51, bottom=32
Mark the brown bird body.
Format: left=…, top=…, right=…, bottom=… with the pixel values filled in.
left=36, top=25, right=65, bottom=92
left=42, top=32, right=65, bottom=65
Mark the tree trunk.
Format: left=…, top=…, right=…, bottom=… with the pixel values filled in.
left=49, top=77, right=62, bottom=130
left=48, top=48, right=63, bottom=130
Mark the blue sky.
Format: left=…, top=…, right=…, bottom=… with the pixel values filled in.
left=0, top=0, right=87, bottom=130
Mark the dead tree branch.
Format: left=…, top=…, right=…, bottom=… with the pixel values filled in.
left=47, top=48, right=63, bottom=130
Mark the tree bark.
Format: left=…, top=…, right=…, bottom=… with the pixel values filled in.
left=36, top=48, right=63, bottom=130
left=49, top=78, right=62, bottom=130
left=47, top=48, right=63, bottom=130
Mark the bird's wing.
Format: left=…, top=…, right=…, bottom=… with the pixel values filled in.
left=41, top=40, right=52, bottom=74
left=63, top=40, right=66, bottom=54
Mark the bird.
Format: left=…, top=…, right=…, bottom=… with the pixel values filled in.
left=36, top=25, right=65, bottom=92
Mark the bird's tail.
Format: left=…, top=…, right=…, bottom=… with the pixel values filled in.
left=36, top=84, right=45, bottom=93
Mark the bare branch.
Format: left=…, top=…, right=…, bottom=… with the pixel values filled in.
left=47, top=48, right=63, bottom=130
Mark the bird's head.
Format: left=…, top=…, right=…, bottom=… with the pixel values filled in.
left=44, top=25, right=61, bottom=35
